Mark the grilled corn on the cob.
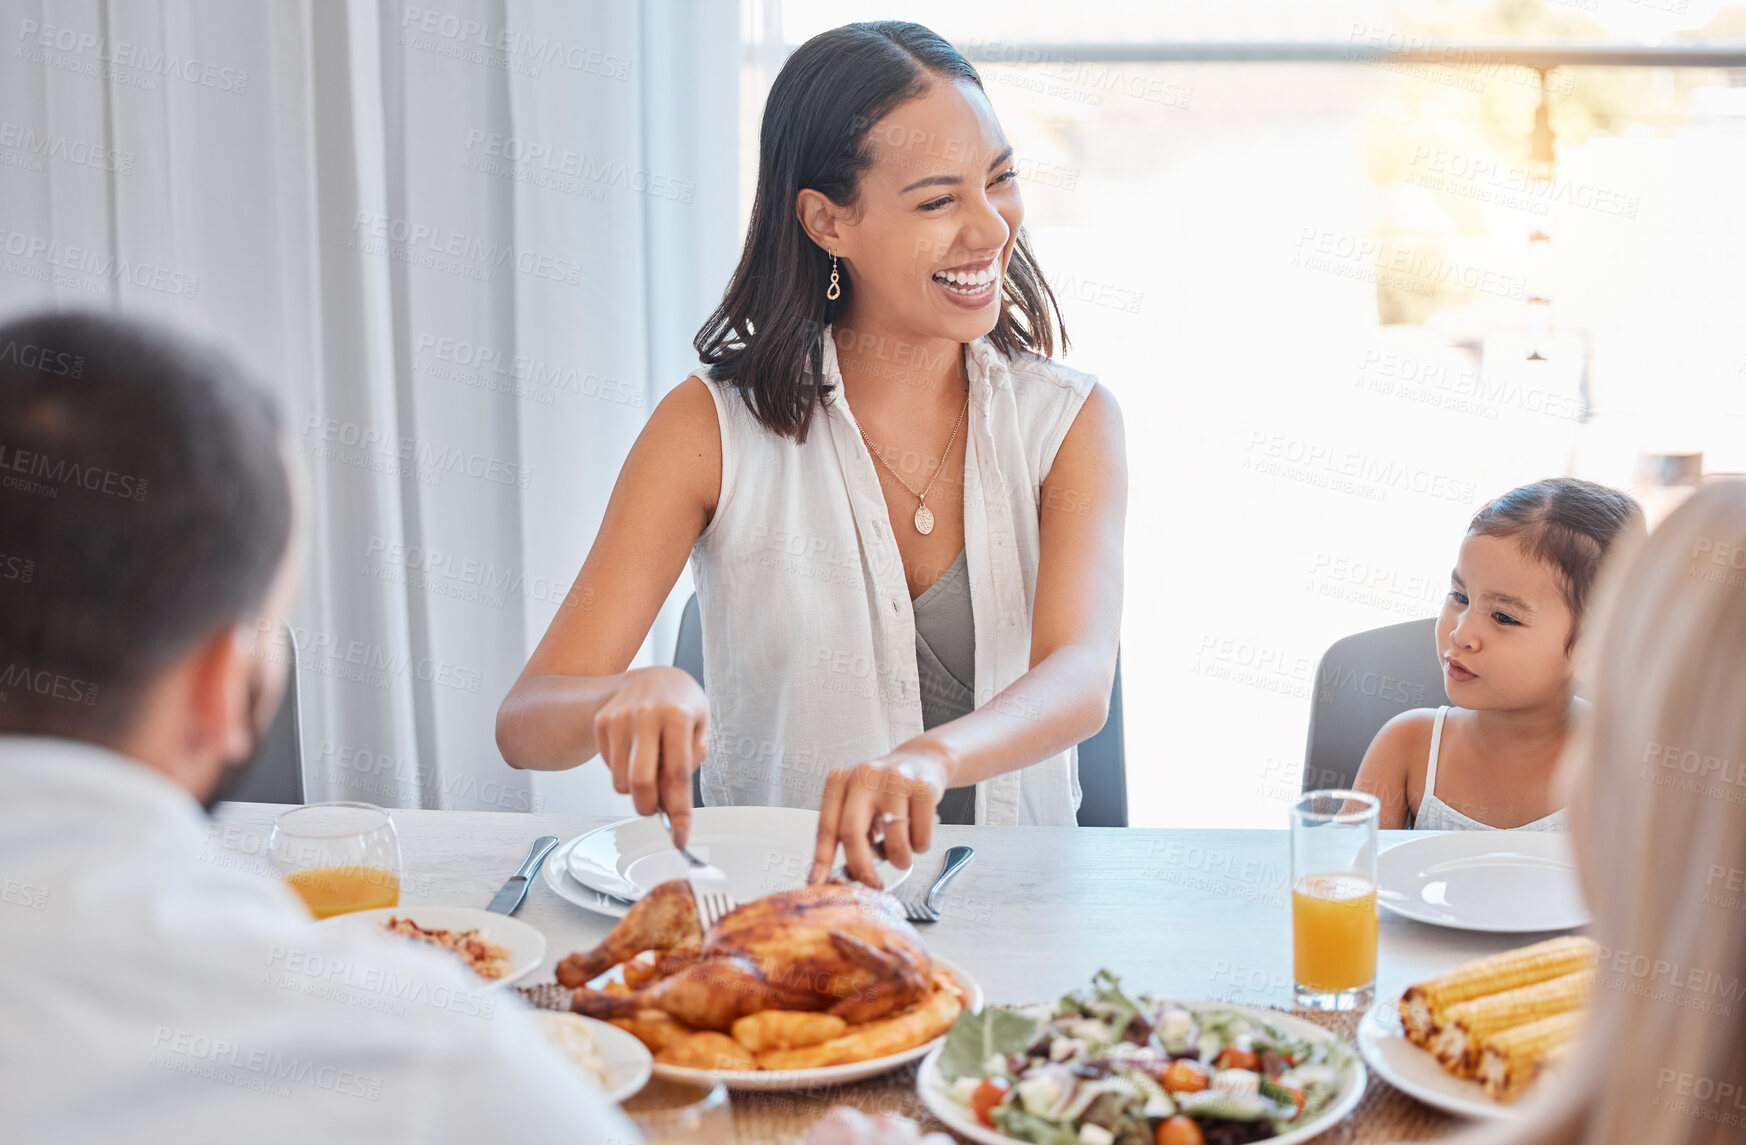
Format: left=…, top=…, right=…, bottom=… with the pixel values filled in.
left=1432, top=969, right=1592, bottom=1074
left=1477, top=1011, right=1581, bottom=1102
left=1398, top=936, right=1598, bottom=1045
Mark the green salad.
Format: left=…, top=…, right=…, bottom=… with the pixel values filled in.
left=933, top=971, right=1355, bottom=1145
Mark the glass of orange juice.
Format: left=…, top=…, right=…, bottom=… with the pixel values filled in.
left=1290, top=789, right=1379, bottom=1011
left=268, top=802, right=403, bottom=919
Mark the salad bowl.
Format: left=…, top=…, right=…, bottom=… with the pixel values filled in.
left=918, top=971, right=1366, bottom=1145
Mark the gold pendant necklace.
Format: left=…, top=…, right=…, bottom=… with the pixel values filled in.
left=858, top=394, right=969, bottom=536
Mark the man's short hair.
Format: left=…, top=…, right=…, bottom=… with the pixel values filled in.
left=0, top=310, right=292, bottom=739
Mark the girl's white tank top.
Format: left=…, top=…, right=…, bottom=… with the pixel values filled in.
left=1414, top=706, right=1568, bottom=831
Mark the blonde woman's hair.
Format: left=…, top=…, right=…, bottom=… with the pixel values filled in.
left=1458, top=479, right=1746, bottom=1145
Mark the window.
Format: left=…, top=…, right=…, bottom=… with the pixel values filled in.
left=743, top=1, right=1746, bottom=826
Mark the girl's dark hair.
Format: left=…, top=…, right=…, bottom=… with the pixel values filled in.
left=1468, top=478, right=1645, bottom=650
left=694, top=21, right=1067, bottom=444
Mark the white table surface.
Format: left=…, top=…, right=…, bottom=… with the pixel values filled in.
left=208, top=803, right=1583, bottom=1009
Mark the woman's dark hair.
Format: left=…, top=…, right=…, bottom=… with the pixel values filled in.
left=694, top=21, right=1067, bottom=443
left=1468, top=478, right=1645, bottom=650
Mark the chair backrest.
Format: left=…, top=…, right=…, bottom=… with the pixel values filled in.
left=225, top=620, right=306, bottom=804
left=1075, top=648, right=1127, bottom=827
left=1302, top=617, right=1449, bottom=793
left=675, top=593, right=705, bottom=806
left=674, top=592, right=1127, bottom=825
left=675, top=592, right=705, bottom=689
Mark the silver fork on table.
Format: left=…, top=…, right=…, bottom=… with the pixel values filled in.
left=658, top=807, right=737, bottom=930
left=893, top=845, right=974, bottom=923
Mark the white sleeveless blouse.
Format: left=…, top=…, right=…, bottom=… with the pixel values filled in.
left=685, top=324, right=1096, bottom=826
left=1413, top=706, right=1568, bottom=831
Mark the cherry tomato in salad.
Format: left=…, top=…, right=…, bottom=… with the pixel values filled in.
left=970, top=1077, right=1011, bottom=1127
left=1155, top=1115, right=1205, bottom=1145
left=1215, top=1047, right=1260, bottom=1071
left=1160, top=1060, right=1209, bottom=1093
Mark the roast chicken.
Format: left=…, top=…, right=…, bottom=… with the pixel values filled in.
left=556, top=880, right=933, bottom=1031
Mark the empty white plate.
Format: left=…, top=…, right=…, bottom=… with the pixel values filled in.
left=1377, top=832, right=1590, bottom=932
left=566, top=806, right=913, bottom=906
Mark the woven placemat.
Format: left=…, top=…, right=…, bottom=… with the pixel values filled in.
left=521, top=986, right=1464, bottom=1144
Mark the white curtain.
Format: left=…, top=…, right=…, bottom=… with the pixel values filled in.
left=0, top=0, right=741, bottom=815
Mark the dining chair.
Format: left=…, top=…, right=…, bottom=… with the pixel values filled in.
left=1302, top=617, right=1449, bottom=794
left=673, top=592, right=1128, bottom=825
left=225, top=620, right=307, bottom=804
left=675, top=593, right=707, bottom=807
left=1073, top=649, right=1127, bottom=827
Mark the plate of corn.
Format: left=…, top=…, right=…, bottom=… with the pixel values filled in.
left=1359, top=936, right=1597, bottom=1117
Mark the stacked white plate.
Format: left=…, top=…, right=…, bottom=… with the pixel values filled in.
left=543, top=806, right=913, bottom=917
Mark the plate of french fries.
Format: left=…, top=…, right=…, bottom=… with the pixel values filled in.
left=598, top=956, right=981, bottom=1091
left=1359, top=935, right=1597, bottom=1117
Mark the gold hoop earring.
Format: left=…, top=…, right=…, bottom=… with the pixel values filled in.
left=826, top=253, right=841, bottom=301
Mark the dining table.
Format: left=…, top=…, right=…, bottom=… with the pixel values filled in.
left=210, top=802, right=1573, bottom=1144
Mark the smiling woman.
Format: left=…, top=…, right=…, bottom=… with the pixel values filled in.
left=695, top=24, right=1066, bottom=444
left=495, top=21, right=1126, bottom=886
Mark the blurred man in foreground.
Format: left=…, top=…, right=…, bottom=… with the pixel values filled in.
left=0, top=309, right=648, bottom=1142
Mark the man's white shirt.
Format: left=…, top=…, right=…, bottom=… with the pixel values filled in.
left=0, top=735, right=639, bottom=1145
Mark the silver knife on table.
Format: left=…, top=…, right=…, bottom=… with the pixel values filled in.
left=486, top=836, right=560, bottom=915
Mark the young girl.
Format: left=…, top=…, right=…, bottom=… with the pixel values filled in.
left=1355, top=478, right=1642, bottom=830
left=1452, top=479, right=1746, bottom=1145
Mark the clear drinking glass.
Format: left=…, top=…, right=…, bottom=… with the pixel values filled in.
left=268, top=802, right=403, bottom=919
left=620, top=1077, right=733, bottom=1145
left=1290, top=789, right=1380, bottom=1011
